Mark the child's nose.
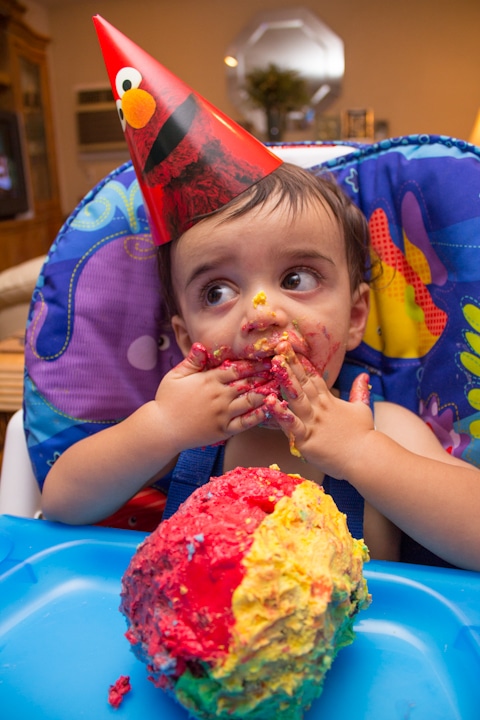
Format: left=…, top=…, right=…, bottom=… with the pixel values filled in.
left=241, top=290, right=288, bottom=334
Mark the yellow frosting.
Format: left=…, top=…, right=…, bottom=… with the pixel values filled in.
left=252, top=291, right=267, bottom=308
left=208, top=480, right=370, bottom=716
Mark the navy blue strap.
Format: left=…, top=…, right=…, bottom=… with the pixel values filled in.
left=163, top=444, right=225, bottom=520
left=323, top=476, right=364, bottom=539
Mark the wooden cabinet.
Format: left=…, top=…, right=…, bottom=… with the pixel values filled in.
left=0, top=0, right=63, bottom=271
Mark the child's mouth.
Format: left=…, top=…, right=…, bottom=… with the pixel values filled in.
left=205, top=329, right=315, bottom=402
left=249, top=328, right=310, bottom=360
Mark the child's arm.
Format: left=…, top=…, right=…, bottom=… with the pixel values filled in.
left=268, top=345, right=480, bottom=571
left=346, top=403, right=480, bottom=570
left=41, top=344, right=268, bottom=525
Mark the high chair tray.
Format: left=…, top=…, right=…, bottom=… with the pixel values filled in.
left=1, top=515, right=479, bottom=720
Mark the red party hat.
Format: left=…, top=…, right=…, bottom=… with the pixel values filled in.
left=93, top=15, right=282, bottom=245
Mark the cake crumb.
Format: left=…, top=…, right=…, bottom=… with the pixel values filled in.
left=108, top=675, right=131, bottom=708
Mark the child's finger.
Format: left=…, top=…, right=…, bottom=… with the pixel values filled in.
left=229, top=390, right=270, bottom=420
left=217, top=358, right=272, bottom=378
left=262, top=394, right=306, bottom=458
left=178, top=342, right=209, bottom=374
left=349, top=373, right=371, bottom=405
left=271, top=343, right=323, bottom=401
left=263, top=393, right=296, bottom=426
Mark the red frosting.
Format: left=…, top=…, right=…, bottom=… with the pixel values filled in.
left=108, top=675, right=131, bottom=708
left=120, top=467, right=303, bottom=678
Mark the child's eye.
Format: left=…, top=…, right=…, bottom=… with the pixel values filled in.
left=204, top=283, right=236, bottom=306
left=281, top=269, right=320, bottom=292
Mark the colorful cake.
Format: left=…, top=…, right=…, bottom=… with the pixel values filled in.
left=120, top=466, right=370, bottom=719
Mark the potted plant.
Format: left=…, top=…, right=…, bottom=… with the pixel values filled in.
left=244, top=63, right=310, bottom=141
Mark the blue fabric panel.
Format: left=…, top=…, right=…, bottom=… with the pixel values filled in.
left=24, top=162, right=183, bottom=488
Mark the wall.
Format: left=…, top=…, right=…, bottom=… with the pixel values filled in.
left=24, top=0, right=480, bottom=218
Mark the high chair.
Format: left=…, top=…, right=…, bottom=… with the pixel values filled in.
left=0, top=409, right=40, bottom=517
left=1, top=135, right=480, bottom=561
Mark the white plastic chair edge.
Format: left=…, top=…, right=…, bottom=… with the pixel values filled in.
left=0, top=408, right=41, bottom=518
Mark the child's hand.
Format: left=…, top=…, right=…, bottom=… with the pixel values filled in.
left=265, top=341, right=375, bottom=479
left=154, top=343, right=271, bottom=450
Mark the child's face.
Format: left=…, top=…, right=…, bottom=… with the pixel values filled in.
left=170, top=195, right=369, bottom=387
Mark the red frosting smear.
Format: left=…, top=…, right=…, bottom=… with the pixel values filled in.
left=121, top=467, right=303, bottom=677
left=108, top=675, right=131, bottom=708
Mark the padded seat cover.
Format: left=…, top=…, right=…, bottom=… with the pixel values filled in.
left=318, top=135, right=480, bottom=468
left=23, top=135, right=480, bottom=510
left=24, top=162, right=182, bottom=488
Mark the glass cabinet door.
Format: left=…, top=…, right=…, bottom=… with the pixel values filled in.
left=18, top=54, right=53, bottom=204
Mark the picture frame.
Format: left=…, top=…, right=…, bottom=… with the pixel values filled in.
left=341, top=108, right=374, bottom=141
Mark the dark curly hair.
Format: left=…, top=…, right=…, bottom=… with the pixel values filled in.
left=158, top=162, right=375, bottom=319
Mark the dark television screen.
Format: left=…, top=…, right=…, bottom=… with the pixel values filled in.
left=0, top=110, right=29, bottom=219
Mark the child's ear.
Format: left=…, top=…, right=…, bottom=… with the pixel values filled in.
left=347, top=282, right=370, bottom=351
left=171, top=315, right=193, bottom=357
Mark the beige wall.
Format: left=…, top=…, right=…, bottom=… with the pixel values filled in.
left=24, top=0, right=480, bottom=218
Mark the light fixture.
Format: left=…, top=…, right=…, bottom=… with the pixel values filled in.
left=224, top=55, right=238, bottom=68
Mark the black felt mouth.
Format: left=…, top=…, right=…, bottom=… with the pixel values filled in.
left=144, top=93, right=198, bottom=175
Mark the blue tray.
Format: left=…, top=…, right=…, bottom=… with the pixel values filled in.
left=1, top=515, right=480, bottom=720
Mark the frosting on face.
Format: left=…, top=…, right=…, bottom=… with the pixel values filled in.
left=252, top=291, right=267, bottom=308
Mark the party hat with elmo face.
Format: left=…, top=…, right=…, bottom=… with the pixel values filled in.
left=93, top=15, right=282, bottom=246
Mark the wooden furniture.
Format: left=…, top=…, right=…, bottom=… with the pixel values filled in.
left=0, top=328, right=24, bottom=468
left=0, top=0, right=63, bottom=272
left=0, top=328, right=24, bottom=413
left=0, top=253, right=44, bottom=339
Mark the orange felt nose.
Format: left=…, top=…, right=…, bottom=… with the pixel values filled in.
left=122, top=88, right=156, bottom=129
